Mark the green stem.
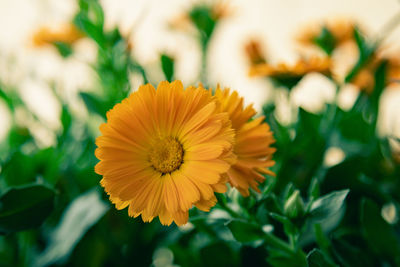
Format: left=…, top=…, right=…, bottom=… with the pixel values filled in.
left=216, top=194, right=240, bottom=218
left=264, top=232, right=295, bottom=254
left=200, top=41, right=209, bottom=86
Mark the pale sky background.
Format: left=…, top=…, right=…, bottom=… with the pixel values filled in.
left=0, top=0, right=400, bottom=144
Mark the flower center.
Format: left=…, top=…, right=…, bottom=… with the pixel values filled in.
left=149, top=137, right=184, bottom=174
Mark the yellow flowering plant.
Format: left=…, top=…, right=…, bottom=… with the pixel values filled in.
left=0, top=0, right=400, bottom=266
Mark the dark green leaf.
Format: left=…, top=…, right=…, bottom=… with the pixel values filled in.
left=74, top=13, right=104, bottom=47
left=309, top=190, right=349, bottom=222
left=307, top=249, right=337, bottom=267
left=200, top=242, right=238, bottom=267
left=345, top=28, right=374, bottom=83
left=79, top=92, right=106, bottom=118
left=267, top=247, right=307, bottom=267
left=227, top=220, right=264, bottom=247
left=0, top=184, right=55, bottom=234
left=313, top=27, right=336, bottom=55
left=53, top=42, right=73, bottom=58
left=35, top=189, right=109, bottom=266
left=60, top=105, right=72, bottom=136
left=361, top=198, right=400, bottom=261
left=160, top=54, right=175, bottom=82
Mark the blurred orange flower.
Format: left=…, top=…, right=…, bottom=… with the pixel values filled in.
left=244, top=39, right=267, bottom=66
left=296, top=18, right=357, bottom=50
left=32, top=23, right=84, bottom=47
left=349, top=53, right=400, bottom=93
left=249, top=57, right=331, bottom=79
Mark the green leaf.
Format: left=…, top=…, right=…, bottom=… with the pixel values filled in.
left=227, top=220, right=265, bottom=247
left=60, top=105, right=72, bottom=136
left=0, top=86, right=15, bottom=111
left=313, top=27, right=336, bottom=55
left=361, top=198, right=400, bottom=261
left=308, top=177, right=320, bottom=200
left=309, top=189, right=349, bottom=222
left=0, top=184, right=55, bottom=234
left=267, top=247, right=307, bottom=267
left=89, top=0, right=104, bottom=28
left=79, top=92, right=106, bottom=118
left=200, top=242, right=238, bottom=267
left=337, top=106, right=374, bottom=143
left=160, top=54, right=175, bottom=82
left=189, top=5, right=216, bottom=44
left=35, top=189, right=109, bottom=267
left=53, top=42, right=73, bottom=58
left=74, top=13, right=104, bottom=47
left=345, top=28, right=374, bottom=83
left=307, top=249, right=338, bottom=267
left=283, top=190, right=305, bottom=219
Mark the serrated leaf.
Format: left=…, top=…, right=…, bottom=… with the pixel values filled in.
left=0, top=184, right=55, bottom=234
left=309, top=189, right=349, bottom=222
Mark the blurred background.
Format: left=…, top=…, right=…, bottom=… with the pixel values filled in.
left=1, top=0, right=400, bottom=143
left=1, top=0, right=400, bottom=266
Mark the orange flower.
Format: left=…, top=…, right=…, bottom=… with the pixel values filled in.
left=32, top=23, right=84, bottom=47
left=213, top=86, right=276, bottom=196
left=249, top=57, right=331, bottom=79
left=349, top=53, right=400, bottom=93
left=95, top=81, right=235, bottom=226
left=244, top=39, right=267, bottom=66
left=296, top=18, right=357, bottom=49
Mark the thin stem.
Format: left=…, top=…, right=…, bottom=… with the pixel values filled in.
left=216, top=194, right=241, bottom=218
left=200, top=42, right=209, bottom=86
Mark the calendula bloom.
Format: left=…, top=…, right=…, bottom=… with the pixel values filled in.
left=249, top=57, right=331, bottom=80
left=213, top=86, right=276, bottom=196
left=347, top=53, right=400, bottom=93
left=169, top=1, right=231, bottom=34
left=32, top=23, right=84, bottom=47
left=244, top=39, right=267, bottom=66
left=95, top=81, right=235, bottom=226
left=296, top=18, right=357, bottom=53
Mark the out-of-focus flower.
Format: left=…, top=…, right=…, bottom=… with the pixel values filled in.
left=249, top=57, right=331, bottom=80
left=296, top=18, right=358, bottom=54
left=348, top=53, right=400, bottom=93
left=95, top=81, right=235, bottom=226
left=169, top=1, right=232, bottom=36
left=32, top=23, right=84, bottom=47
left=244, top=39, right=267, bottom=66
left=211, top=0, right=232, bottom=21
left=213, top=86, right=276, bottom=196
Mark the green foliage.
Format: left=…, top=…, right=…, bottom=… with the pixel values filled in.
left=313, top=27, right=336, bottom=55
left=35, top=189, right=109, bottom=267
left=160, top=54, right=175, bottom=82
left=0, top=185, right=55, bottom=234
left=0, top=1, right=400, bottom=266
left=309, top=190, right=349, bottom=222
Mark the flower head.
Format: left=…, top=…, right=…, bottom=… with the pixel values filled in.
left=249, top=57, right=331, bottom=84
left=296, top=18, right=357, bottom=54
left=213, top=86, right=276, bottom=196
left=244, top=39, right=267, bottom=66
left=95, top=81, right=235, bottom=226
left=32, top=23, right=84, bottom=47
left=347, top=53, right=400, bottom=93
